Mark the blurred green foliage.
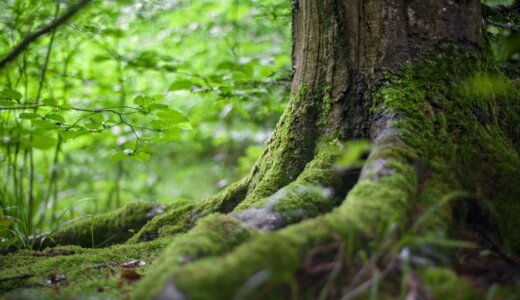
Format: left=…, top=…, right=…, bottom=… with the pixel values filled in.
left=483, top=0, right=520, bottom=76
left=0, top=0, right=291, bottom=248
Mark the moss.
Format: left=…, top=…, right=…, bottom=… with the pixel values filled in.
left=129, top=177, right=250, bottom=243
left=377, top=46, right=520, bottom=253
left=127, top=200, right=196, bottom=243
left=417, top=267, right=476, bottom=300
left=318, top=85, right=334, bottom=128
left=413, top=177, right=458, bottom=233
left=238, top=142, right=344, bottom=223
left=131, top=214, right=253, bottom=300
left=38, top=202, right=165, bottom=248
left=236, top=86, right=323, bottom=209
left=334, top=159, right=417, bottom=233
left=0, top=238, right=171, bottom=299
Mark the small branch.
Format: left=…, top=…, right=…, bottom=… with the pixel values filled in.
left=0, top=0, right=93, bottom=69
left=0, top=105, right=42, bottom=110
left=0, top=273, right=34, bottom=283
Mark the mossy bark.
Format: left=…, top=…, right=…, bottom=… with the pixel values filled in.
left=3, top=1, right=520, bottom=299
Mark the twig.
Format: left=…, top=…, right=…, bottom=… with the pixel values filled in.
left=0, top=105, right=42, bottom=110
left=0, top=273, right=34, bottom=283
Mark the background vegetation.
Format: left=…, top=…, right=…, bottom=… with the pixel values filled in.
left=0, top=0, right=291, bottom=249
left=0, top=0, right=518, bottom=250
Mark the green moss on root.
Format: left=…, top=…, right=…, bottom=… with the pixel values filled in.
left=132, top=214, right=253, bottom=299
left=129, top=177, right=250, bottom=243
left=39, top=202, right=165, bottom=248
left=378, top=46, right=520, bottom=252
left=127, top=200, right=196, bottom=243
left=238, top=142, right=345, bottom=223
left=236, top=87, right=323, bottom=208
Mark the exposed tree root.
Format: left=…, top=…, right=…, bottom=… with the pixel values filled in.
left=32, top=202, right=166, bottom=249
left=128, top=176, right=251, bottom=242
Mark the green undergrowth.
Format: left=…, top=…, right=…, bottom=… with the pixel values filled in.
left=418, top=267, right=520, bottom=299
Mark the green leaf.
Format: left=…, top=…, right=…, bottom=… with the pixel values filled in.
left=168, top=80, right=194, bottom=91
left=93, top=54, right=111, bottom=63
left=158, top=128, right=180, bottom=142
left=42, top=98, right=57, bottom=106
left=0, top=88, right=22, bottom=100
left=133, top=152, right=150, bottom=162
left=163, top=64, right=178, bottom=72
left=89, top=113, right=104, bottom=122
left=110, top=152, right=128, bottom=162
left=133, top=95, right=154, bottom=106
left=177, top=122, right=193, bottom=130
left=152, top=94, right=166, bottom=101
left=148, top=103, right=169, bottom=111
left=46, top=113, right=65, bottom=122
left=60, top=128, right=88, bottom=141
left=150, top=120, right=167, bottom=129
left=84, top=122, right=101, bottom=129
left=102, top=28, right=124, bottom=37
left=134, top=51, right=159, bottom=68
left=32, top=134, right=57, bottom=150
left=140, top=145, right=156, bottom=153
left=157, top=109, right=189, bottom=125
left=0, top=100, right=14, bottom=106
left=31, top=119, right=59, bottom=130
left=216, top=60, right=236, bottom=71
left=18, top=112, right=40, bottom=120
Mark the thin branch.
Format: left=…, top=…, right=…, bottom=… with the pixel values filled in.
left=0, top=274, right=34, bottom=283
left=0, top=105, right=42, bottom=110
left=0, top=0, right=93, bottom=69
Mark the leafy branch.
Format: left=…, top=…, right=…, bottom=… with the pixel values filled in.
left=0, top=98, right=190, bottom=157
left=0, top=0, right=93, bottom=69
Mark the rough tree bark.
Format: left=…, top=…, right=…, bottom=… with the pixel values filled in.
left=2, top=0, right=520, bottom=299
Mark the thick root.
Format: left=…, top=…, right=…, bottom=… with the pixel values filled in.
left=132, top=214, right=253, bottom=299
left=34, top=202, right=166, bottom=249
left=234, top=142, right=358, bottom=226
left=128, top=177, right=250, bottom=243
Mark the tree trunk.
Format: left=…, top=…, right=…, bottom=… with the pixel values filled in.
left=4, top=1, right=519, bottom=299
